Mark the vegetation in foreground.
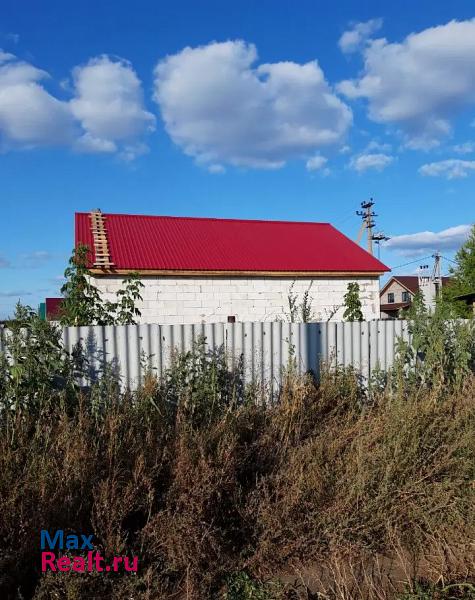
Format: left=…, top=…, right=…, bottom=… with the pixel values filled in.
left=0, top=305, right=474, bottom=599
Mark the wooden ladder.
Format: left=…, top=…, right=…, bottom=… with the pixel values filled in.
left=89, top=210, right=114, bottom=269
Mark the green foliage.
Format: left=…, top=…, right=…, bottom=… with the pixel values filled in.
left=443, top=223, right=475, bottom=317
left=343, top=281, right=364, bottom=321
left=393, top=292, right=475, bottom=391
left=223, top=572, right=282, bottom=599
left=115, top=275, right=144, bottom=324
left=398, top=581, right=475, bottom=599
left=60, top=244, right=144, bottom=326
left=60, top=244, right=103, bottom=326
left=0, top=304, right=78, bottom=415
left=157, top=336, right=246, bottom=429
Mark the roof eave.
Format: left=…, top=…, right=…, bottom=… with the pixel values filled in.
left=89, top=268, right=387, bottom=277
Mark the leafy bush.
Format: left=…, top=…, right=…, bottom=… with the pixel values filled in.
left=60, top=244, right=144, bottom=326
left=0, top=304, right=79, bottom=415
left=343, top=281, right=363, bottom=321
left=393, top=292, right=475, bottom=391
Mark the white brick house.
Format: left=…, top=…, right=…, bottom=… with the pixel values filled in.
left=76, top=211, right=389, bottom=324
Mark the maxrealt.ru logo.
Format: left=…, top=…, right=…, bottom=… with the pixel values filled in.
left=40, top=530, right=138, bottom=573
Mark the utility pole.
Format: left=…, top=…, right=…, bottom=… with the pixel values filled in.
left=418, top=252, right=442, bottom=310
left=356, top=199, right=389, bottom=255
left=432, top=251, right=442, bottom=297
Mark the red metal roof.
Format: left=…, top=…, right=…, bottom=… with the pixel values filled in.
left=75, top=212, right=389, bottom=273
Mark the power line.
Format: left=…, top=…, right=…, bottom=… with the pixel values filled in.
left=389, top=255, right=433, bottom=271
left=334, top=210, right=356, bottom=226
left=440, top=254, right=458, bottom=265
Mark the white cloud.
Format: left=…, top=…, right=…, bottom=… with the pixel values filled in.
left=386, top=224, right=471, bottom=256
left=306, top=154, right=328, bottom=171
left=453, top=141, right=475, bottom=154
left=153, top=40, right=352, bottom=169
left=349, top=153, right=393, bottom=172
left=74, top=132, right=116, bottom=154
left=0, top=254, right=10, bottom=268
left=419, top=159, right=475, bottom=179
left=70, top=56, right=155, bottom=154
left=338, top=19, right=383, bottom=54
left=338, top=19, right=475, bottom=148
left=0, top=53, right=75, bottom=149
left=118, top=142, right=149, bottom=162
left=365, top=139, right=392, bottom=153
left=0, top=51, right=154, bottom=158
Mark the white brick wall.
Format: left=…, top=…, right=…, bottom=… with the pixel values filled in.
left=93, top=275, right=381, bottom=324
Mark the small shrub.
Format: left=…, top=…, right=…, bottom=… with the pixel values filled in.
left=223, top=572, right=283, bottom=599
left=343, top=282, right=363, bottom=321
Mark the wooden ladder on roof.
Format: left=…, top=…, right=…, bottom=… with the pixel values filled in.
left=89, top=209, right=114, bottom=269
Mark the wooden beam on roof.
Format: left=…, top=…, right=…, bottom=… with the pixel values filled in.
left=89, top=268, right=385, bottom=277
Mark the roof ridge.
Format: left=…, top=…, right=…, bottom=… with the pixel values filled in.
left=75, top=212, right=330, bottom=226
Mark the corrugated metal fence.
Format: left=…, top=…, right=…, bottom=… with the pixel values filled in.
left=54, top=320, right=409, bottom=390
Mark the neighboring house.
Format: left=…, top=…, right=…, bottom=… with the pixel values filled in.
left=380, top=275, right=452, bottom=319
left=75, top=211, right=389, bottom=324
left=38, top=298, right=64, bottom=321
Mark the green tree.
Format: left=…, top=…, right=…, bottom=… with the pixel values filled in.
left=443, top=224, right=475, bottom=317
left=343, top=282, right=364, bottom=321
left=60, top=245, right=104, bottom=326
left=60, top=244, right=144, bottom=326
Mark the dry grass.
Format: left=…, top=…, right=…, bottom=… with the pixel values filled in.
left=0, top=368, right=474, bottom=599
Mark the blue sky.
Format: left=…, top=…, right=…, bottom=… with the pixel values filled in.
left=1, top=0, right=474, bottom=317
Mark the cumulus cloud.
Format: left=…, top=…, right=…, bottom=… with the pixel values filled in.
left=306, top=154, right=328, bottom=171
left=338, top=19, right=475, bottom=149
left=338, top=19, right=383, bottom=54
left=386, top=224, right=471, bottom=256
left=365, top=139, right=392, bottom=153
left=153, top=40, right=352, bottom=169
left=419, top=159, right=475, bottom=179
left=0, top=53, right=75, bottom=149
left=349, top=153, right=393, bottom=172
left=0, top=51, right=154, bottom=158
left=70, top=56, right=155, bottom=156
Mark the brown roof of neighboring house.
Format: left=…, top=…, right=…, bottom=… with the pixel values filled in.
left=380, top=275, right=452, bottom=297
left=380, top=302, right=412, bottom=312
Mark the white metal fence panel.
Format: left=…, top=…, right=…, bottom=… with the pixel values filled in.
left=51, top=320, right=410, bottom=389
